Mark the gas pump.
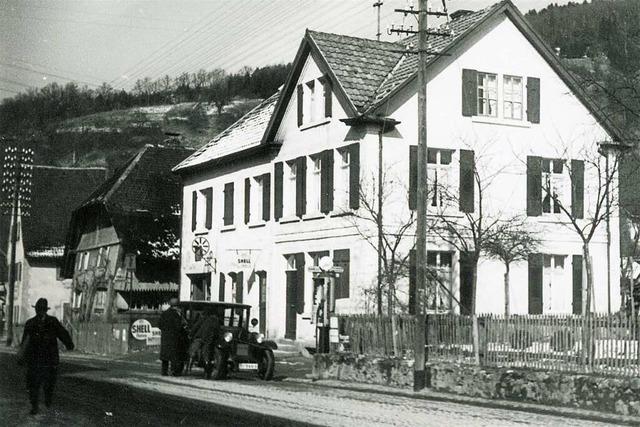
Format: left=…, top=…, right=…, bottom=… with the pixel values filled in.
left=309, top=256, right=343, bottom=354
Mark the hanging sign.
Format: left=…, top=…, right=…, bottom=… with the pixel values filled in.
left=131, top=318, right=153, bottom=340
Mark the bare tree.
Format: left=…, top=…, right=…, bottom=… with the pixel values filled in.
left=485, top=217, right=541, bottom=316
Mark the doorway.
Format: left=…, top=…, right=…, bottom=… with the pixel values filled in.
left=189, top=273, right=211, bottom=301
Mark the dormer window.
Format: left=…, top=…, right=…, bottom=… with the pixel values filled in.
left=297, top=75, right=332, bottom=128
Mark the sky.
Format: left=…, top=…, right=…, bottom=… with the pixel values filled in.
left=0, top=0, right=576, bottom=100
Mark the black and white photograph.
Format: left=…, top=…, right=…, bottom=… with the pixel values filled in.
left=1, top=0, right=640, bottom=425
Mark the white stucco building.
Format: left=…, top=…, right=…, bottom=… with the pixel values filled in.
left=173, top=1, right=625, bottom=343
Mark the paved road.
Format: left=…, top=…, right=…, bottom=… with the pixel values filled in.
left=0, top=351, right=622, bottom=426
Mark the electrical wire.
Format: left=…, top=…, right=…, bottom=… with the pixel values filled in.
left=0, top=62, right=100, bottom=87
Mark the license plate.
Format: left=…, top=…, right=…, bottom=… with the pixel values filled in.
left=238, top=363, right=258, bottom=370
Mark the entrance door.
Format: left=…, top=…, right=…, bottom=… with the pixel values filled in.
left=285, top=270, right=297, bottom=340
left=258, top=272, right=267, bottom=335
left=459, top=253, right=474, bottom=315
left=190, top=273, right=210, bottom=301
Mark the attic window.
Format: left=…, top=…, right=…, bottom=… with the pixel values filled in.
left=297, top=76, right=332, bottom=128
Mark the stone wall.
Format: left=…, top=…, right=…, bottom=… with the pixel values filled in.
left=429, top=362, right=640, bottom=416
left=313, top=353, right=413, bottom=388
left=313, top=353, right=640, bottom=417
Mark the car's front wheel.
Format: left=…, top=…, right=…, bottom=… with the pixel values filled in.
left=257, top=349, right=274, bottom=381
left=209, top=348, right=227, bottom=380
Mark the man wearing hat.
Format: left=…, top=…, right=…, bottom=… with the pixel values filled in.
left=159, top=297, right=188, bottom=376
left=19, top=297, right=74, bottom=415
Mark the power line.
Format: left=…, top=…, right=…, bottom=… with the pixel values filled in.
left=0, top=77, right=35, bottom=89
left=0, top=62, right=101, bottom=87
left=3, top=56, right=106, bottom=84
left=0, top=87, right=21, bottom=95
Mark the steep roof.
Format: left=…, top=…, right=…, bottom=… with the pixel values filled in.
left=83, top=145, right=193, bottom=215
left=173, top=93, right=279, bottom=173
left=23, top=166, right=106, bottom=261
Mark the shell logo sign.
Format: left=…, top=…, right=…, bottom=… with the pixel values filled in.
left=131, top=319, right=153, bottom=341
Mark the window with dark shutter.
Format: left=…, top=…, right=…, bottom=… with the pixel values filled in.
left=244, top=178, right=251, bottom=224
left=334, top=249, right=350, bottom=299
left=571, top=159, right=584, bottom=219
left=203, top=187, right=213, bottom=229
left=223, top=182, right=234, bottom=226
left=528, top=253, right=543, bottom=314
left=572, top=255, right=583, bottom=314
left=219, top=273, right=225, bottom=301
left=320, top=149, right=334, bottom=214
left=462, top=69, right=478, bottom=117
left=294, top=253, right=305, bottom=314
left=274, top=162, right=283, bottom=220
left=527, top=77, right=540, bottom=123
left=191, top=191, right=197, bottom=231
left=409, top=145, right=417, bottom=210
left=527, top=156, right=542, bottom=216
left=262, top=173, right=271, bottom=221
left=295, top=156, right=307, bottom=217
left=348, top=143, right=360, bottom=209
left=297, top=84, right=304, bottom=127
left=320, top=76, right=332, bottom=118
left=459, top=150, right=475, bottom=212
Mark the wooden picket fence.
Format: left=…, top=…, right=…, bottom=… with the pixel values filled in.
left=340, top=313, right=640, bottom=376
left=66, top=321, right=130, bottom=355
left=339, top=314, right=416, bottom=357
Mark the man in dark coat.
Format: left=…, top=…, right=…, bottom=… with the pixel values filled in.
left=20, top=298, right=74, bottom=415
left=159, top=297, right=187, bottom=376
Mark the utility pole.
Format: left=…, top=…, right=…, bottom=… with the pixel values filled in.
left=389, top=0, right=450, bottom=391
left=373, top=1, right=383, bottom=41
left=1, top=146, right=33, bottom=346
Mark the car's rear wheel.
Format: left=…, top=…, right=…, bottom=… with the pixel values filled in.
left=257, top=349, right=274, bottom=381
left=209, top=348, right=227, bottom=380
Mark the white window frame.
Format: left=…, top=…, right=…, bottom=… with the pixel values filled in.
left=477, top=72, right=498, bottom=117
left=284, top=162, right=297, bottom=217
left=334, top=149, right=351, bottom=211
left=426, top=251, right=453, bottom=312
left=427, top=148, right=453, bottom=209
left=542, top=158, right=568, bottom=215
left=543, top=254, right=567, bottom=313
left=503, top=75, right=523, bottom=120
left=308, top=156, right=322, bottom=214
left=250, top=175, right=264, bottom=223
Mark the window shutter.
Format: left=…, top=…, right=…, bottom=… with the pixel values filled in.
left=244, top=178, right=251, bottom=224
left=409, top=145, right=417, bottom=210
left=528, top=253, right=543, bottom=314
left=262, top=173, right=271, bottom=221
left=297, top=84, right=304, bottom=127
left=462, top=69, right=477, bottom=117
left=322, top=77, right=332, bottom=118
left=219, top=273, right=225, bottom=301
left=571, top=159, right=584, bottom=219
left=294, top=253, right=305, bottom=314
left=459, top=149, right=475, bottom=213
left=320, top=149, right=334, bottom=214
left=191, top=191, right=197, bottom=231
left=409, top=249, right=416, bottom=315
left=296, top=156, right=307, bottom=217
left=204, top=187, right=213, bottom=229
left=223, top=182, right=234, bottom=226
left=527, top=77, right=540, bottom=123
left=527, top=156, right=542, bottom=216
left=572, top=255, right=583, bottom=314
left=348, top=143, right=360, bottom=209
left=334, top=249, right=350, bottom=299
left=236, top=272, right=244, bottom=304
left=274, top=162, right=283, bottom=220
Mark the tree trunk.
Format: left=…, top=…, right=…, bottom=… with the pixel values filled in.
left=471, top=256, right=480, bottom=365
left=504, top=263, right=510, bottom=317
left=582, top=243, right=594, bottom=314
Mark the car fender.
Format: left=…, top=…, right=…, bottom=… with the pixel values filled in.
left=262, top=340, right=278, bottom=350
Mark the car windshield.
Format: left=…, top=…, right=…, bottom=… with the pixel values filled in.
left=223, top=307, right=247, bottom=328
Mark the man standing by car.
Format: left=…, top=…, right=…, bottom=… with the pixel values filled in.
left=19, top=298, right=74, bottom=415
left=159, top=297, right=187, bottom=376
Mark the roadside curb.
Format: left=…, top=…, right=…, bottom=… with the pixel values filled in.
left=285, top=378, right=640, bottom=426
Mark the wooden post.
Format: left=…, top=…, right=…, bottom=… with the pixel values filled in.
left=413, top=0, right=429, bottom=391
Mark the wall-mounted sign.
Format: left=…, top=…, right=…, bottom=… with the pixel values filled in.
left=146, top=327, right=161, bottom=346
left=131, top=318, right=152, bottom=341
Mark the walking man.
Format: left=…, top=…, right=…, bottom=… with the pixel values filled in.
left=159, top=297, right=187, bottom=376
left=19, top=298, right=74, bottom=415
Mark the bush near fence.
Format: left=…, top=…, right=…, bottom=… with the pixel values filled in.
left=340, top=313, right=640, bottom=377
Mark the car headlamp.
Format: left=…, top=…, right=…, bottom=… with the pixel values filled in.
left=223, top=332, right=233, bottom=342
left=256, top=333, right=264, bottom=344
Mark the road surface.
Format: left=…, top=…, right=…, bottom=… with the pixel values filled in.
left=0, top=351, right=622, bottom=426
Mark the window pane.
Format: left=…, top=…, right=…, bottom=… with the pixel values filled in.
left=513, top=103, right=522, bottom=119
left=427, top=252, right=437, bottom=266
left=504, top=102, right=512, bottom=118
left=427, top=148, right=437, bottom=164
left=541, top=159, right=551, bottom=173
left=544, top=255, right=552, bottom=268
left=552, top=160, right=563, bottom=174
left=489, top=100, right=497, bottom=116
left=440, top=252, right=452, bottom=267
left=440, top=150, right=452, bottom=165
left=554, top=255, right=565, bottom=269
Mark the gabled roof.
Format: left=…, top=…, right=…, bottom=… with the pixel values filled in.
left=175, top=0, right=624, bottom=172
left=173, top=93, right=279, bottom=173
left=23, top=166, right=106, bottom=261
left=82, top=145, right=193, bottom=215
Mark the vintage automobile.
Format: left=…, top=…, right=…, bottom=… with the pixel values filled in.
left=178, top=301, right=277, bottom=380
